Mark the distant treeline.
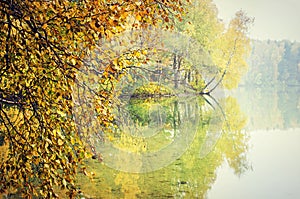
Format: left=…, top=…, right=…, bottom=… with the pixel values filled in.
left=243, top=40, right=300, bottom=87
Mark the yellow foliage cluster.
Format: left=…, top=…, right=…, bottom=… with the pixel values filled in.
left=0, top=0, right=186, bottom=198
left=179, top=0, right=253, bottom=91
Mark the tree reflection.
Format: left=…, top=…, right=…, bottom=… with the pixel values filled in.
left=217, top=97, right=250, bottom=176
left=74, top=95, right=250, bottom=198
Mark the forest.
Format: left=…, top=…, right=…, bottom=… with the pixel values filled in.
left=244, top=39, right=300, bottom=87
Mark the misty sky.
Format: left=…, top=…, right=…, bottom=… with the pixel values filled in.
left=213, top=0, right=300, bottom=41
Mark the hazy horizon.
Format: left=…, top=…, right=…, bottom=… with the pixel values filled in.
left=213, top=0, right=300, bottom=42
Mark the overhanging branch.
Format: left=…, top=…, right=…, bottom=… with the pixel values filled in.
left=207, top=37, right=238, bottom=93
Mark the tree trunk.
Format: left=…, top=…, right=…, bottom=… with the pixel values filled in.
left=173, top=54, right=178, bottom=89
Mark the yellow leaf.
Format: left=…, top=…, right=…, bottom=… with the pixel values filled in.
left=135, top=2, right=142, bottom=6
left=70, top=58, right=76, bottom=65
left=32, top=150, right=39, bottom=156
left=24, top=131, right=29, bottom=138
left=85, top=152, right=92, bottom=159
left=66, top=24, right=71, bottom=30
left=136, top=14, right=142, bottom=21
left=45, top=138, right=52, bottom=144
left=62, top=179, right=67, bottom=187
left=42, top=23, right=48, bottom=29
left=70, top=137, right=75, bottom=145
left=50, top=154, right=56, bottom=160
left=142, top=49, right=147, bottom=55
left=53, top=129, right=57, bottom=137
left=57, top=110, right=66, bottom=117
left=57, top=131, right=64, bottom=139
left=45, top=142, right=49, bottom=149
left=58, top=139, right=63, bottom=146
left=113, top=59, right=118, bottom=66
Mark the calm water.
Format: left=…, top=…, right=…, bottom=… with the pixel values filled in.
left=77, top=86, right=300, bottom=199
left=207, top=87, right=300, bottom=199
left=208, top=128, right=300, bottom=199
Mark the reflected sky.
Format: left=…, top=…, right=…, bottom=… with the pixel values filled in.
left=213, top=0, right=300, bottom=41
left=229, top=87, right=300, bottom=130
left=70, top=86, right=299, bottom=198
left=208, top=128, right=300, bottom=199
left=207, top=87, right=300, bottom=199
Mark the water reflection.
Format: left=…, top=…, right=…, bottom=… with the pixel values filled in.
left=235, top=86, right=300, bottom=130
left=208, top=86, right=300, bottom=199
left=77, top=95, right=250, bottom=198
left=98, top=97, right=200, bottom=173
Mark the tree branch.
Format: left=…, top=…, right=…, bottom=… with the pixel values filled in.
left=208, top=38, right=238, bottom=93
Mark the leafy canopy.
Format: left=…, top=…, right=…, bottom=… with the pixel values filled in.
left=0, top=0, right=186, bottom=197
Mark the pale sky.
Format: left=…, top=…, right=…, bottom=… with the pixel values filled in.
left=213, top=0, right=300, bottom=41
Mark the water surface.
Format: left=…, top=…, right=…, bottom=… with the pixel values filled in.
left=208, top=87, right=300, bottom=199
left=208, top=128, right=300, bottom=199
left=78, top=86, right=300, bottom=199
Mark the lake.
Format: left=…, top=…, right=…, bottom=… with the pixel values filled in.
left=77, top=86, right=300, bottom=199
left=208, top=87, right=300, bottom=199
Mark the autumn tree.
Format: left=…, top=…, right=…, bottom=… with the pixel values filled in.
left=99, top=0, right=253, bottom=95
left=209, top=10, right=253, bottom=90
left=174, top=0, right=253, bottom=92
left=0, top=0, right=187, bottom=197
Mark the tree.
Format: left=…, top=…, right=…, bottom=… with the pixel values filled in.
left=0, top=0, right=186, bottom=197
left=101, top=0, right=253, bottom=95
left=164, top=0, right=253, bottom=93
left=178, top=0, right=222, bottom=92
left=209, top=10, right=253, bottom=90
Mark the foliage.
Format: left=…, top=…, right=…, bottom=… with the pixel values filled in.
left=132, top=82, right=174, bottom=97
left=208, top=10, right=253, bottom=89
left=152, top=0, right=253, bottom=92
left=126, top=97, right=175, bottom=127
left=0, top=0, right=254, bottom=197
left=103, top=0, right=253, bottom=95
left=0, top=0, right=186, bottom=197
